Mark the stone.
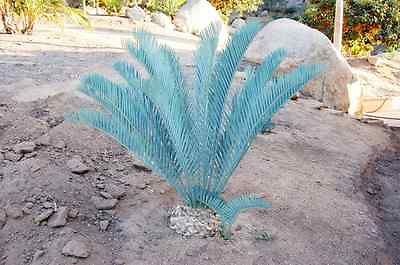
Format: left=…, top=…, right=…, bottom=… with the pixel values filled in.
left=245, top=18, right=353, bottom=111
left=4, top=151, right=22, bottom=162
left=48, top=207, right=68, bottom=228
left=168, top=205, right=220, bottom=238
left=67, top=157, right=90, bottom=174
left=5, top=205, right=23, bottom=219
left=151, top=12, right=175, bottom=30
left=231, top=18, right=246, bottom=30
left=68, top=208, right=79, bottom=219
left=0, top=208, right=6, bottom=229
left=99, top=220, right=109, bottom=232
left=174, top=0, right=228, bottom=48
left=91, top=196, right=118, bottom=210
left=62, top=239, right=90, bottom=258
left=43, top=202, right=54, bottom=209
left=85, top=6, right=107, bottom=15
left=114, top=258, right=125, bottom=265
left=100, top=191, right=113, bottom=199
left=126, top=6, right=146, bottom=22
left=34, top=209, right=54, bottom=224
left=53, top=140, right=66, bottom=149
left=367, top=56, right=382, bottom=66
left=14, top=141, right=36, bottom=154
left=105, top=184, right=126, bottom=199
left=260, top=10, right=269, bottom=17
left=32, top=250, right=45, bottom=262
left=35, top=135, right=51, bottom=146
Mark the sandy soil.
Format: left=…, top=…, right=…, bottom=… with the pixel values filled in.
left=0, top=17, right=399, bottom=265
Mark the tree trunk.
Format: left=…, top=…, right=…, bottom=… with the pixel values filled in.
left=333, top=0, right=344, bottom=52
left=0, top=6, right=18, bottom=34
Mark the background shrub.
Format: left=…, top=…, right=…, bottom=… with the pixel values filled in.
left=302, top=0, right=400, bottom=56
left=100, top=0, right=124, bottom=15
left=210, top=0, right=263, bottom=20
left=145, top=0, right=186, bottom=16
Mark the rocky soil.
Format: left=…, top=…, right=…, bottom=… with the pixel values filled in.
left=0, top=17, right=399, bottom=265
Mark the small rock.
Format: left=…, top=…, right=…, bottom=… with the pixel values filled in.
left=62, top=239, right=90, bottom=258
left=100, top=191, right=113, bottom=199
left=231, top=18, right=246, bottom=29
left=106, top=184, right=126, bottom=199
left=67, top=157, right=90, bottom=174
left=0, top=208, right=6, bottom=228
left=260, top=10, right=269, bottom=17
left=35, top=135, right=51, bottom=146
left=96, top=183, right=106, bottom=189
left=22, top=202, right=34, bottom=215
left=135, top=183, right=147, bottom=190
left=5, top=205, right=23, bottom=219
left=126, top=6, right=146, bottom=22
left=53, top=140, right=66, bottom=149
left=32, top=250, right=45, bottom=262
left=4, top=151, right=22, bottom=162
left=14, top=141, right=36, bottom=154
left=91, top=196, right=118, bottom=210
left=151, top=12, right=175, bottom=30
left=114, top=258, right=125, bottom=265
left=68, top=208, right=79, bottom=219
left=34, top=209, right=54, bottom=224
left=99, top=220, right=109, bottom=232
left=48, top=207, right=68, bottom=228
left=367, top=56, right=382, bottom=66
left=42, top=202, right=54, bottom=209
left=366, top=187, right=378, bottom=195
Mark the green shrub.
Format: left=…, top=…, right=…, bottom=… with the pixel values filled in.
left=146, top=0, right=186, bottom=16
left=210, top=0, right=263, bottom=20
left=100, top=0, right=124, bottom=15
left=302, top=0, right=400, bottom=56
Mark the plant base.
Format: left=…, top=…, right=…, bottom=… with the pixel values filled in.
left=168, top=205, right=221, bottom=238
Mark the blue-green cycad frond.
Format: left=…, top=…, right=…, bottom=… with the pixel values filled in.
left=69, top=21, right=324, bottom=237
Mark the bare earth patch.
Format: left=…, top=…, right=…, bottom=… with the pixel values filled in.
left=0, top=17, right=399, bottom=265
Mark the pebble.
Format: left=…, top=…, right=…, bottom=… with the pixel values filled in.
left=35, top=135, right=51, bottom=146
left=0, top=208, right=6, bottom=228
left=114, top=258, right=125, bottom=265
left=135, top=183, right=147, bottom=190
left=99, top=220, right=109, bottom=232
left=68, top=208, right=79, bottom=219
left=32, top=250, right=45, bottom=262
left=5, top=205, right=23, bottom=219
left=96, top=183, right=106, bottom=189
left=100, top=191, right=113, bottom=199
left=14, top=141, right=36, bottom=154
left=67, top=157, right=90, bottom=174
left=43, top=202, right=54, bottom=209
left=62, top=239, right=90, bottom=258
left=22, top=203, right=34, bottom=215
left=4, top=152, right=22, bottom=162
left=34, top=209, right=54, bottom=224
left=53, top=140, right=66, bottom=149
left=91, top=196, right=118, bottom=210
left=48, top=207, right=68, bottom=228
left=105, top=184, right=126, bottom=199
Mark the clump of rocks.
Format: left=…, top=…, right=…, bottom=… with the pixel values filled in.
left=168, top=205, right=220, bottom=238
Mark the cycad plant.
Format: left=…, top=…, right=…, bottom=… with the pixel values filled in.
left=69, top=22, right=322, bottom=238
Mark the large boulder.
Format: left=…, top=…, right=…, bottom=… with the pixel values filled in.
left=126, top=6, right=147, bottom=22
left=151, top=12, right=175, bottom=30
left=174, top=0, right=228, bottom=48
left=245, top=18, right=353, bottom=111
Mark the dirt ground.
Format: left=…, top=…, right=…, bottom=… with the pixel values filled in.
left=0, top=17, right=399, bottom=265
